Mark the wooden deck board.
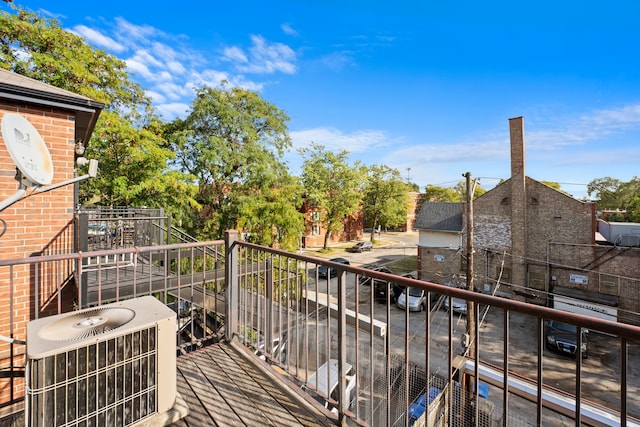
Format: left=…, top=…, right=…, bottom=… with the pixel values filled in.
left=203, top=345, right=300, bottom=427
left=172, top=342, right=335, bottom=427
left=216, top=344, right=333, bottom=427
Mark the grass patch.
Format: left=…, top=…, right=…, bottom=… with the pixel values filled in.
left=317, top=248, right=335, bottom=254
left=385, top=256, right=418, bottom=274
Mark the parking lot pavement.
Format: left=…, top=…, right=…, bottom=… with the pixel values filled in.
left=305, top=236, right=640, bottom=421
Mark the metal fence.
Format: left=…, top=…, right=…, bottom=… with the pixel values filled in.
left=0, top=230, right=639, bottom=426
left=226, top=232, right=640, bottom=427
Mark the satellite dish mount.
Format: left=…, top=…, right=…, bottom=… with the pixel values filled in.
left=0, top=113, right=98, bottom=212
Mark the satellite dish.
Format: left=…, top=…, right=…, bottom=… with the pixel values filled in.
left=1, top=113, right=54, bottom=186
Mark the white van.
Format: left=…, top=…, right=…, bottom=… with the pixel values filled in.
left=304, top=359, right=356, bottom=413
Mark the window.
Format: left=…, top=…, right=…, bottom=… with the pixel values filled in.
left=310, top=211, right=320, bottom=222
left=495, top=266, right=511, bottom=284
left=599, top=273, right=620, bottom=295
left=311, top=224, right=321, bottom=236
left=529, top=272, right=545, bottom=290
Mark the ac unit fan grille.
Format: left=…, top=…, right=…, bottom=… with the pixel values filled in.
left=37, top=307, right=135, bottom=342
left=28, top=326, right=158, bottom=427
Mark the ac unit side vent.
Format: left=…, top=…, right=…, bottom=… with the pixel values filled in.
left=619, top=234, right=640, bottom=247
left=28, top=326, right=158, bottom=427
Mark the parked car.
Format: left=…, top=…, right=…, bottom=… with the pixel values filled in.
left=444, top=297, right=468, bottom=315
left=545, top=320, right=588, bottom=358
left=358, top=264, right=392, bottom=286
left=375, top=273, right=414, bottom=303
left=397, top=287, right=428, bottom=312
left=303, top=359, right=357, bottom=414
left=317, top=257, right=350, bottom=278
left=349, top=241, right=373, bottom=252
left=318, top=258, right=350, bottom=278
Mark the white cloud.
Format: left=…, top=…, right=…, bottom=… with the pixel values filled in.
left=386, top=139, right=508, bottom=165
left=224, top=35, right=297, bottom=75
left=130, top=49, right=164, bottom=69
left=319, top=51, right=355, bottom=71
left=156, top=102, right=190, bottom=120
left=167, top=61, right=186, bottom=74
left=38, top=8, right=66, bottom=20
left=584, top=103, right=640, bottom=130
left=290, top=127, right=390, bottom=152
left=526, top=103, right=640, bottom=150
left=281, top=23, right=298, bottom=36
left=223, top=46, right=248, bottom=63
left=155, top=81, right=191, bottom=101
left=114, top=17, right=159, bottom=44
left=189, top=69, right=265, bottom=93
left=145, top=90, right=166, bottom=104
left=71, top=25, right=125, bottom=53
left=125, top=58, right=154, bottom=80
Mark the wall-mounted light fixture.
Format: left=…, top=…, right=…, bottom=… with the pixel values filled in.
left=74, top=139, right=85, bottom=156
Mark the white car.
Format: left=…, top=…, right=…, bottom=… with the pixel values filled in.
left=397, top=287, right=427, bottom=312
left=444, top=297, right=467, bottom=315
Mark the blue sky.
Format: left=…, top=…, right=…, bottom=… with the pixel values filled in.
left=5, top=1, right=640, bottom=199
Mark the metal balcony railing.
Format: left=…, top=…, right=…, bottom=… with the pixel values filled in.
left=0, top=230, right=638, bottom=426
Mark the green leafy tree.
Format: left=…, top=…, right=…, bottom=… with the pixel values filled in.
left=165, top=84, right=303, bottom=248
left=588, top=176, right=640, bottom=211
left=541, top=181, right=561, bottom=191
left=0, top=5, right=196, bottom=217
left=300, top=144, right=365, bottom=250
left=82, top=112, right=199, bottom=224
left=363, top=165, right=409, bottom=240
left=407, top=182, right=420, bottom=192
left=454, top=180, right=486, bottom=199
left=424, top=185, right=461, bottom=202
left=0, top=4, right=142, bottom=107
left=627, top=197, right=640, bottom=223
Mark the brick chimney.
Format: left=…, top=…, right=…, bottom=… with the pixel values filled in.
left=508, top=116, right=527, bottom=294
left=509, top=116, right=525, bottom=181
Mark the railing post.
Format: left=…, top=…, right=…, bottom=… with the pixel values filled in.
left=225, top=230, right=239, bottom=341
left=337, top=271, right=347, bottom=424
left=265, top=259, right=273, bottom=358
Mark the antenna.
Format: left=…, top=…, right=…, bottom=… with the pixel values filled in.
left=0, top=113, right=99, bottom=212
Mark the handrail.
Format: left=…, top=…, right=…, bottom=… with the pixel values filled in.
left=0, top=235, right=637, bottom=425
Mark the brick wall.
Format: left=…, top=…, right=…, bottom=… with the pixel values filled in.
left=418, top=246, right=464, bottom=284
left=0, top=102, right=77, bottom=406
left=548, top=243, right=640, bottom=325
left=471, top=177, right=595, bottom=302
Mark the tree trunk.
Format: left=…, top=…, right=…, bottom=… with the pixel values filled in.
left=323, top=230, right=331, bottom=250
left=369, top=220, right=377, bottom=242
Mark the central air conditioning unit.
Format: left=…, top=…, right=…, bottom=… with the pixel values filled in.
left=26, top=296, right=177, bottom=427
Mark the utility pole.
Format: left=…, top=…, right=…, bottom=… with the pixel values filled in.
left=463, top=172, right=476, bottom=358
left=463, top=172, right=478, bottom=423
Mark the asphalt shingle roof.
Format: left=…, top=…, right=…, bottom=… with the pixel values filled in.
left=414, top=202, right=463, bottom=232
left=0, top=68, right=104, bottom=144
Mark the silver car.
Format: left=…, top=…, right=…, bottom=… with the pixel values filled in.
left=397, top=287, right=427, bottom=312
left=444, top=297, right=467, bottom=315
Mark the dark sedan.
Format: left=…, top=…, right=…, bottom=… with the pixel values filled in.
left=317, top=257, right=350, bottom=278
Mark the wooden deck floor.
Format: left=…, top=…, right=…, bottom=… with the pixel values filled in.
left=170, top=341, right=336, bottom=427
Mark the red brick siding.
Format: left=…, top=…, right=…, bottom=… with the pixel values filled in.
left=0, top=103, right=77, bottom=404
